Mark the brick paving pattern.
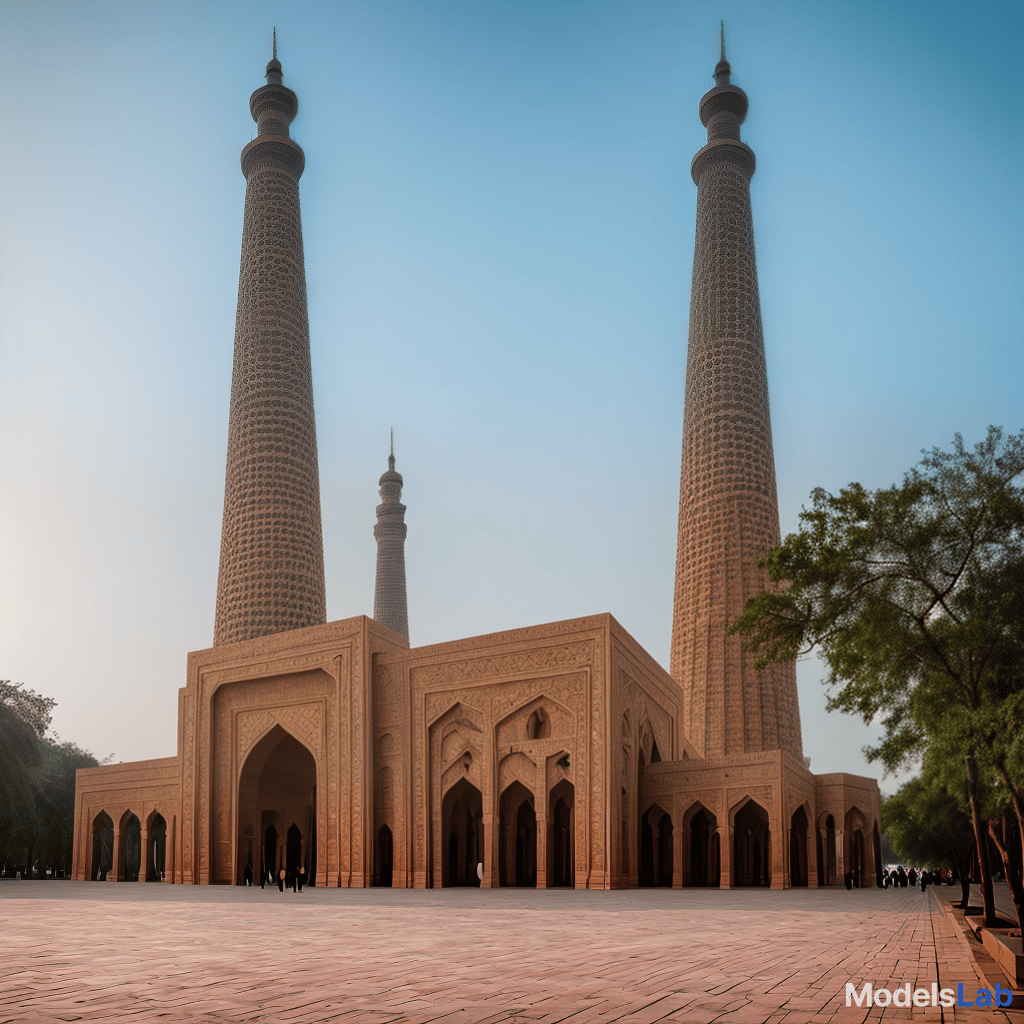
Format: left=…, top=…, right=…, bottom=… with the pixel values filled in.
left=1, top=884, right=1015, bottom=1023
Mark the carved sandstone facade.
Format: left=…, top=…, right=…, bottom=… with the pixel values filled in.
left=72, top=45, right=879, bottom=891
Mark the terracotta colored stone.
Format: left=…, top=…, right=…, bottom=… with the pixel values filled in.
left=73, top=48, right=879, bottom=895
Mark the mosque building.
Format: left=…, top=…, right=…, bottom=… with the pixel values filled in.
left=72, top=38, right=880, bottom=890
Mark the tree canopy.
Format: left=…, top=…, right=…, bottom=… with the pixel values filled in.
left=0, top=681, right=100, bottom=878
left=728, top=426, right=1024, bottom=923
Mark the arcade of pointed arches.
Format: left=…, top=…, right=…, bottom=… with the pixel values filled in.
left=80, top=703, right=878, bottom=890
left=86, top=806, right=173, bottom=883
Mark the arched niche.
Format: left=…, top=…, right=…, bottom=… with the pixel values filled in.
left=237, top=724, right=317, bottom=886
left=145, top=811, right=167, bottom=882
left=845, top=807, right=866, bottom=888
left=441, top=777, right=482, bottom=887
left=638, top=803, right=673, bottom=887
left=374, top=824, right=394, bottom=888
left=548, top=778, right=575, bottom=888
left=119, top=811, right=141, bottom=882
left=789, top=805, right=809, bottom=887
left=732, top=799, right=770, bottom=887
left=684, top=802, right=719, bottom=887
left=499, top=780, right=536, bottom=888
left=91, top=811, right=113, bottom=881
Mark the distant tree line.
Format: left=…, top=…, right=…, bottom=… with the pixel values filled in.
left=0, top=680, right=104, bottom=879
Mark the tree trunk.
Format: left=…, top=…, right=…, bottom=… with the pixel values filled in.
left=954, top=850, right=972, bottom=909
left=988, top=813, right=1024, bottom=932
left=965, top=756, right=998, bottom=926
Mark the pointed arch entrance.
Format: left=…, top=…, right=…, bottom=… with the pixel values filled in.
left=639, top=804, right=673, bottom=887
left=845, top=808, right=866, bottom=888
left=548, top=780, right=574, bottom=888
left=733, top=799, right=770, bottom=887
left=442, top=779, right=482, bottom=887
left=818, top=813, right=837, bottom=885
left=499, top=781, right=536, bottom=887
left=120, top=812, right=142, bottom=882
left=375, top=824, right=394, bottom=887
left=686, top=805, right=719, bottom=887
left=789, top=806, right=809, bottom=887
left=237, top=725, right=317, bottom=886
left=146, top=812, right=167, bottom=881
left=91, top=811, right=113, bottom=881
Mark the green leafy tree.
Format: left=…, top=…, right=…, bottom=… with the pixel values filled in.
left=728, top=426, right=1024, bottom=927
left=883, top=768, right=979, bottom=909
left=0, top=703, right=44, bottom=874
left=0, top=684, right=100, bottom=878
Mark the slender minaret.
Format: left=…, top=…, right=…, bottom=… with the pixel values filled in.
left=213, top=39, right=327, bottom=646
left=373, top=433, right=410, bottom=641
left=670, top=30, right=803, bottom=760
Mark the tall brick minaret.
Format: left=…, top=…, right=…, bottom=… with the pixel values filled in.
left=213, top=41, right=327, bottom=646
left=373, top=434, right=410, bottom=641
left=670, top=33, right=803, bottom=760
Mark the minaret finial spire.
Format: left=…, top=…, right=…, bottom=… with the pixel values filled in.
left=720, top=21, right=725, bottom=61
left=273, top=27, right=277, bottom=61
left=390, top=427, right=394, bottom=459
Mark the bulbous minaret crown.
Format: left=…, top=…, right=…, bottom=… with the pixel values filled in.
left=691, top=29, right=754, bottom=183
left=213, top=44, right=326, bottom=645
left=373, top=435, right=410, bottom=642
left=240, top=35, right=305, bottom=180
left=670, top=35, right=803, bottom=760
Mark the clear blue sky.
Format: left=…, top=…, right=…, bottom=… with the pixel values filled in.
left=1, top=1, right=1021, bottom=791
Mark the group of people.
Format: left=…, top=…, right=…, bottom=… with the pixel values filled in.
left=242, top=863, right=309, bottom=892
left=882, top=865, right=949, bottom=890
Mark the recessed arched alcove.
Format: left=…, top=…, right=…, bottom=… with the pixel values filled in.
left=499, top=781, right=536, bottom=887
left=119, top=811, right=141, bottom=882
left=236, top=725, right=316, bottom=885
left=549, top=779, right=575, bottom=888
left=685, top=803, right=719, bottom=887
left=733, top=799, right=770, bottom=887
left=789, top=805, right=809, bottom=887
left=441, top=778, right=482, bottom=887
left=146, top=811, right=167, bottom=881
left=91, top=811, right=113, bottom=881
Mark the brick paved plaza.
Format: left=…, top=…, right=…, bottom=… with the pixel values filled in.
left=0, top=883, right=1017, bottom=1023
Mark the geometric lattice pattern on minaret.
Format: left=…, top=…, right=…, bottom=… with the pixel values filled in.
left=373, top=439, right=410, bottom=642
left=670, top=45, right=803, bottom=760
left=213, top=48, right=326, bottom=646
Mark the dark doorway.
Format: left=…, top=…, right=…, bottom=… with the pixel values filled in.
left=873, top=824, right=883, bottom=889
left=850, top=828, right=865, bottom=888
left=237, top=726, right=317, bottom=886
left=91, top=812, right=113, bottom=881
left=376, top=824, right=393, bottom=887
left=733, top=800, right=770, bottom=887
left=639, top=805, right=673, bottom=887
left=122, top=813, right=141, bottom=881
left=146, top=813, right=167, bottom=881
left=264, top=824, right=278, bottom=884
left=790, top=806, right=808, bottom=887
left=824, top=814, right=837, bottom=885
left=688, top=806, right=718, bottom=886
left=286, top=823, right=303, bottom=879
left=499, top=781, right=536, bottom=887
left=549, top=780, right=574, bottom=888
left=442, top=778, right=483, bottom=887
